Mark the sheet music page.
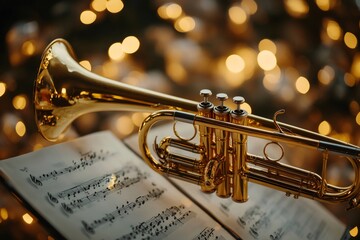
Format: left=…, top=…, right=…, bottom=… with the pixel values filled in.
left=125, top=123, right=346, bottom=240
left=0, top=131, right=234, bottom=240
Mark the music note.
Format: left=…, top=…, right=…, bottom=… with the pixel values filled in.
left=28, top=149, right=113, bottom=186
left=82, top=188, right=165, bottom=234
left=117, top=204, right=195, bottom=240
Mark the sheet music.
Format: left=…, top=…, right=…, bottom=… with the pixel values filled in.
left=125, top=123, right=346, bottom=240
left=0, top=131, right=234, bottom=240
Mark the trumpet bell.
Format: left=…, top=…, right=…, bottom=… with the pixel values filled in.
left=34, top=39, right=198, bottom=141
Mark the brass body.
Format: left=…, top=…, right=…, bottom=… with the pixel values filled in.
left=34, top=39, right=360, bottom=210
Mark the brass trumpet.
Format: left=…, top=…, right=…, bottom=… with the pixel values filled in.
left=34, top=39, right=360, bottom=210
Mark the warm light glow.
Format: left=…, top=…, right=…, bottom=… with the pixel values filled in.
left=80, top=10, right=97, bottom=25
left=116, top=115, right=134, bottom=136
left=356, top=112, right=360, bottom=126
left=350, top=226, right=358, bottom=237
left=317, top=65, right=335, bottom=85
left=122, top=36, right=140, bottom=54
left=102, top=60, right=120, bottom=79
left=0, top=208, right=8, bottom=220
left=351, top=53, right=360, bottom=78
left=226, top=54, right=245, bottom=73
left=263, top=68, right=281, bottom=92
left=15, top=121, right=26, bottom=137
left=344, top=73, right=356, bottom=87
left=242, top=102, right=252, bottom=114
left=131, top=112, right=146, bottom=127
left=91, top=0, right=107, bottom=12
left=106, top=0, right=124, bottom=13
left=22, top=213, right=33, bottom=224
left=0, top=82, right=6, bottom=97
left=107, top=174, right=117, bottom=190
left=13, top=95, right=27, bottom=110
left=79, top=60, right=92, bottom=71
left=166, top=62, right=187, bottom=84
left=326, top=20, right=342, bottom=40
left=108, top=42, right=125, bottom=61
left=166, top=3, right=182, bottom=19
left=344, top=32, right=358, bottom=49
left=318, top=120, right=332, bottom=135
left=315, top=0, right=334, bottom=11
left=295, top=76, right=310, bottom=94
left=241, top=0, right=258, bottom=15
left=174, top=16, right=196, bottom=32
left=257, top=50, right=277, bottom=71
left=228, top=6, right=247, bottom=25
left=258, top=39, right=277, bottom=54
left=22, top=41, right=36, bottom=56
left=284, top=0, right=309, bottom=17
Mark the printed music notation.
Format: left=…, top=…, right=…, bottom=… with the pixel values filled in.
left=29, top=149, right=113, bottom=187
left=81, top=187, right=165, bottom=234
left=46, top=164, right=149, bottom=214
left=117, top=204, right=194, bottom=240
left=192, top=227, right=227, bottom=240
left=0, top=131, right=344, bottom=239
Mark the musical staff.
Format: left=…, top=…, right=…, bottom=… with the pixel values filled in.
left=29, top=149, right=113, bottom=186
left=117, top=204, right=195, bottom=240
left=82, top=187, right=165, bottom=234
left=192, top=227, right=226, bottom=240
left=46, top=164, right=148, bottom=214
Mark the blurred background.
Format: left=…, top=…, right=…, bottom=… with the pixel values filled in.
left=0, top=0, right=359, bottom=238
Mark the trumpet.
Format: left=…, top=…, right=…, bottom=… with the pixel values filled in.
left=34, top=39, right=360, bottom=210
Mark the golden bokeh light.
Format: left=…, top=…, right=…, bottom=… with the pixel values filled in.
left=356, top=112, right=360, bottom=126
left=226, top=54, right=245, bottom=73
left=257, top=50, right=277, bottom=71
left=0, top=82, right=6, bottom=97
left=242, top=102, right=252, bottom=114
left=79, top=60, right=92, bottom=71
left=228, top=5, right=247, bottom=25
left=344, top=73, right=356, bottom=87
left=22, top=213, right=33, bottom=224
left=122, top=36, right=140, bottom=54
left=263, top=67, right=281, bottom=92
left=80, top=10, right=97, bottom=25
left=166, top=3, right=182, bottom=19
left=12, top=95, right=27, bottom=110
left=22, top=40, right=36, bottom=56
left=284, top=0, right=309, bottom=17
left=91, top=0, right=107, bottom=12
left=315, top=0, right=335, bottom=11
left=318, top=120, right=332, bottom=135
left=108, top=42, right=125, bottom=61
left=15, top=121, right=26, bottom=137
left=106, top=0, right=124, bottom=13
left=351, top=53, right=360, bottom=78
left=325, top=19, right=342, bottom=40
left=317, top=65, right=335, bottom=85
left=258, top=39, right=277, bottom=54
left=102, top=60, right=120, bottom=79
left=166, top=62, right=187, bottom=85
left=174, top=16, right=196, bottom=32
left=158, top=3, right=183, bottom=20
left=0, top=208, right=8, bottom=220
left=295, top=76, right=310, bottom=94
left=116, top=115, right=134, bottom=136
left=344, top=32, right=358, bottom=49
left=241, top=0, right=258, bottom=15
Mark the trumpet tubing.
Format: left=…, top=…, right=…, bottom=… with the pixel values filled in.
left=34, top=39, right=360, bottom=210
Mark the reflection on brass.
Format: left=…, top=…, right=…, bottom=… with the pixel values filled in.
left=34, top=39, right=360, bottom=210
